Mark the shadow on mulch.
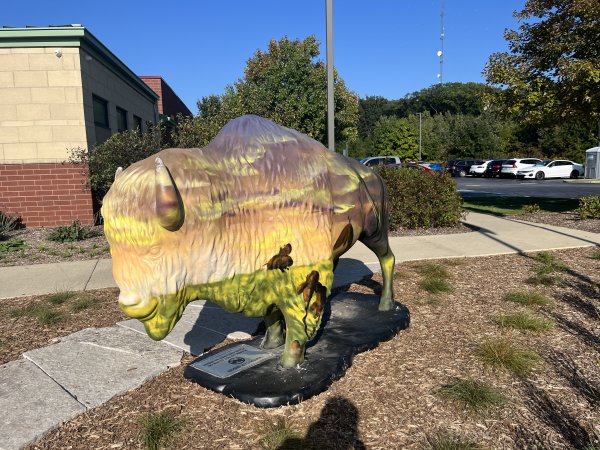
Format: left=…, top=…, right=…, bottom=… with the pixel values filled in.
left=277, top=396, right=366, bottom=450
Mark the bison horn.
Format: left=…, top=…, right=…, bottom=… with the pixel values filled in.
left=115, top=167, right=123, bottom=180
left=155, top=157, right=184, bottom=231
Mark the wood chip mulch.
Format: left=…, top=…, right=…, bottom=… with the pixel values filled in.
left=22, top=246, right=600, bottom=450
left=510, top=211, right=600, bottom=234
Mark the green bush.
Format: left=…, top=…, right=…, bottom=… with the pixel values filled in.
left=578, top=195, right=600, bottom=219
left=0, top=211, right=21, bottom=240
left=375, top=166, right=463, bottom=229
left=0, top=239, right=26, bottom=253
left=69, top=126, right=163, bottom=206
left=47, top=220, right=96, bottom=243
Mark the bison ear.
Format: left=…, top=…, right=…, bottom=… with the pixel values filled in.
left=155, top=157, right=184, bottom=231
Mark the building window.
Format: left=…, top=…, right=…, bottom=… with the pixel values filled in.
left=133, top=115, right=142, bottom=132
left=116, top=107, right=128, bottom=132
left=93, top=95, right=109, bottom=128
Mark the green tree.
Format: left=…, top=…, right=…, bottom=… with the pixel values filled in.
left=484, top=0, right=600, bottom=125
left=372, top=116, right=418, bottom=160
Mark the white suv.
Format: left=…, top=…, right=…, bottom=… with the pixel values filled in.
left=501, top=158, right=543, bottom=178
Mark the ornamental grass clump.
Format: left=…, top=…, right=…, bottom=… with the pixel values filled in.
left=0, top=211, right=21, bottom=240
left=420, top=431, right=480, bottom=450
left=503, top=290, right=552, bottom=307
left=137, top=409, right=187, bottom=450
left=477, top=337, right=541, bottom=378
left=496, top=312, right=554, bottom=332
left=257, top=417, right=302, bottom=450
left=438, top=378, right=506, bottom=413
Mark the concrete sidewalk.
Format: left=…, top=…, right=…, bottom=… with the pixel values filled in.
left=1, top=211, right=599, bottom=300
left=1, top=211, right=599, bottom=449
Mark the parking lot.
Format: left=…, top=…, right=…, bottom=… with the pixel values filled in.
left=454, top=176, right=600, bottom=199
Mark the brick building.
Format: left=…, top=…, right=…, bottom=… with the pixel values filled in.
left=0, top=25, right=179, bottom=227
left=139, top=76, right=192, bottom=120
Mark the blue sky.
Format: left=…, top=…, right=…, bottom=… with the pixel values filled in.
left=5, top=0, right=525, bottom=113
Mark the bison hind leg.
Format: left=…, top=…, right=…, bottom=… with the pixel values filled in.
left=361, top=235, right=395, bottom=311
left=261, top=306, right=285, bottom=349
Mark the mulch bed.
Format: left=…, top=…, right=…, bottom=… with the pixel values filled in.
left=0, top=226, right=110, bottom=267
left=22, top=246, right=600, bottom=450
left=511, top=211, right=600, bottom=234
left=0, top=289, right=124, bottom=365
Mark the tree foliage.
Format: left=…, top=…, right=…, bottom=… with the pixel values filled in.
left=484, top=0, right=600, bottom=125
left=372, top=116, right=418, bottom=160
left=188, top=36, right=359, bottom=147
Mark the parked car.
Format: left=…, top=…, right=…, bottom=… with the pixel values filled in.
left=360, top=156, right=401, bottom=167
left=469, top=160, right=492, bottom=177
left=501, top=158, right=543, bottom=178
left=484, top=160, right=507, bottom=177
left=516, top=159, right=584, bottom=180
left=445, top=159, right=481, bottom=177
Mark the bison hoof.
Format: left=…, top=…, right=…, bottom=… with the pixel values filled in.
left=279, top=340, right=305, bottom=368
left=378, top=297, right=394, bottom=311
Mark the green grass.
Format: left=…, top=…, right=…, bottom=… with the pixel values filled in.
left=0, top=239, right=26, bottom=253
left=415, top=263, right=450, bottom=279
left=496, top=313, right=554, bottom=332
left=8, top=304, right=63, bottom=325
left=591, top=250, right=600, bottom=261
left=462, top=197, right=578, bottom=216
left=138, top=410, right=187, bottom=450
left=257, top=417, right=302, bottom=450
left=438, top=378, right=506, bottom=412
left=46, top=290, right=77, bottom=305
left=533, top=252, right=568, bottom=272
left=477, top=337, right=541, bottom=378
left=417, top=296, right=443, bottom=306
left=419, top=278, right=454, bottom=294
left=420, top=432, right=480, bottom=450
left=70, top=295, right=98, bottom=312
left=503, top=290, right=552, bottom=307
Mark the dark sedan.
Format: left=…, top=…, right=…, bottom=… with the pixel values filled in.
left=485, top=160, right=507, bottom=178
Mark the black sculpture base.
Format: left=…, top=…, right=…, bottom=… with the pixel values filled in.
left=184, top=292, right=410, bottom=408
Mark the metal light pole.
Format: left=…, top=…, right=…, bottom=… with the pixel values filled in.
left=326, top=0, right=335, bottom=152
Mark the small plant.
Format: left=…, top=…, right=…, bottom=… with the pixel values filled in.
left=503, top=290, right=552, bottom=307
left=0, top=211, right=21, bottom=240
left=257, top=417, right=302, bottom=450
left=438, top=378, right=506, bottom=412
left=496, top=313, right=554, bottom=332
left=0, top=239, right=26, bottom=253
left=138, top=409, right=187, bottom=450
left=47, top=220, right=96, bottom=243
left=591, top=250, right=600, bottom=261
left=419, top=278, right=454, bottom=294
left=8, top=304, right=63, bottom=325
left=523, top=203, right=540, bottom=214
left=420, top=431, right=480, bottom=450
left=46, top=290, right=77, bottom=305
left=415, top=263, right=450, bottom=279
left=37, top=245, right=48, bottom=252
left=533, top=252, right=568, bottom=272
left=477, top=337, right=541, bottom=378
left=71, top=295, right=98, bottom=312
left=578, top=195, right=600, bottom=219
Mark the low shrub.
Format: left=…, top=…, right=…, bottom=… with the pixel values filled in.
left=0, top=211, right=21, bottom=240
left=47, top=220, right=96, bottom=243
left=375, top=166, right=463, bottom=230
left=522, top=203, right=540, bottom=214
left=578, top=195, right=600, bottom=220
left=0, top=239, right=26, bottom=253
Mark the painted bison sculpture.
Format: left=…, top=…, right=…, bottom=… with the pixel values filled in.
left=102, top=115, right=395, bottom=368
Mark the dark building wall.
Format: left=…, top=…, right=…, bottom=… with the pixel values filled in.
left=139, top=76, right=192, bottom=117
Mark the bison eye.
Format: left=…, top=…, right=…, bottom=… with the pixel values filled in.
left=147, top=246, right=161, bottom=257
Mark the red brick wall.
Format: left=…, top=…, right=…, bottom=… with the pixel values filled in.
left=0, top=163, right=94, bottom=228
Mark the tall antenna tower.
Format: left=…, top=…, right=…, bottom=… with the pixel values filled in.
left=438, top=0, right=445, bottom=85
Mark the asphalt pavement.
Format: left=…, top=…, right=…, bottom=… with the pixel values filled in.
left=455, top=176, right=600, bottom=198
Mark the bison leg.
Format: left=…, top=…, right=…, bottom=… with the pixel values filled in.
left=361, top=236, right=395, bottom=311
left=261, top=306, right=285, bottom=349
left=280, top=329, right=306, bottom=368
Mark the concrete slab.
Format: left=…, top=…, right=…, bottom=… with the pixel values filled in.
left=23, top=327, right=182, bottom=409
left=118, top=317, right=227, bottom=356
left=85, top=258, right=117, bottom=290
left=0, top=359, right=85, bottom=450
left=0, top=259, right=98, bottom=299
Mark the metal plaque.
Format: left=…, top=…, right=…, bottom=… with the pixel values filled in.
left=189, top=344, right=274, bottom=378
